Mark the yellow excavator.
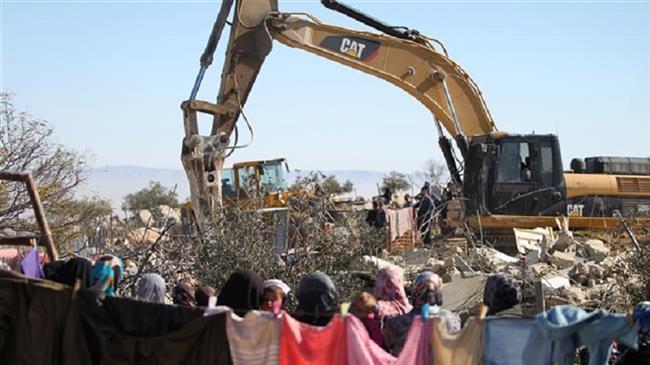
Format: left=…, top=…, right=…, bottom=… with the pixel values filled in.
left=181, top=0, right=650, bottom=233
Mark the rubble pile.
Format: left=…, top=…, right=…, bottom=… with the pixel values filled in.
left=364, top=220, right=639, bottom=312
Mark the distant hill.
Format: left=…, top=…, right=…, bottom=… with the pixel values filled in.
left=80, top=165, right=388, bottom=211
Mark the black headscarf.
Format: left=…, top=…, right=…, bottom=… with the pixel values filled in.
left=294, top=272, right=339, bottom=326
left=483, top=273, right=522, bottom=315
left=217, top=270, right=264, bottom=314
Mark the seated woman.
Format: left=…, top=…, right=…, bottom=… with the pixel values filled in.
left=355, top=266, right=412, bottom=347
left=383, top=271, right=460, bottom=356
left=293, top=272, right=339, bottom=326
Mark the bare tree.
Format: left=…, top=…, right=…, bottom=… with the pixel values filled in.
left=0, top=93, right=110, bottom=249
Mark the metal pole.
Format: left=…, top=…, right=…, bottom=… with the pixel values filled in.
left=438, top=76, right=464, bottom=138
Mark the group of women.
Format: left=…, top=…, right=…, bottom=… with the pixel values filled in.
left=61, top=253, right=524, bottom=358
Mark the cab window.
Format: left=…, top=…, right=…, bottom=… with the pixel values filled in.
left=221, top=169, right=237, bottom=199
left=496, top=141, right=532, bottom=183
left=259, top=162, right=288, bottom=194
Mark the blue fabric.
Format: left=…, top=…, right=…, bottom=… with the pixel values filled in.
left=483, top=317, right=570, bottom=365
left=633, top=301, right=650, bottom=328
left=535, top=305, right=640, bottom=365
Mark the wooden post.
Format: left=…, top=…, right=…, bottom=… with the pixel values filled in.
left=0, top=171, right=58, bottom=261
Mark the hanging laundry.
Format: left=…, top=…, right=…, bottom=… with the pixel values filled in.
left=279, top=313, right=347, bottom=365
left=63, top=289, right=232, bottom=365
left=392, top=316, right=432, bottom=365
left=20, top=248, right=44, bottom=279
left=0, top=271, right=73, bottom=365
left=43, top=257, right=93, bottom=288
left=226, top=310, right=280, bottom=365
left=484, top=317, right=566, bottom=365
left=347, top=314, right=396, bottom=365
left=430, top=317, right=483, bottom=365
left=535, top=305, right=640, bottom=365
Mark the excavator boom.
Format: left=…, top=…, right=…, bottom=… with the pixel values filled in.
left=182, top=0, right=496, bottom=224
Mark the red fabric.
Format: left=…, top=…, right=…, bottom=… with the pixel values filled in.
left=279, top=313, right=348, bottom=365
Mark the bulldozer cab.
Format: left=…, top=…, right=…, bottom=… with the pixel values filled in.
left=221, top=158, right=290, bottom=207
left=464, top=134, right=565, bottom=216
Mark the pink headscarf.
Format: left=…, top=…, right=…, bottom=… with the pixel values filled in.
left=374, top=266, right=412, bottom=315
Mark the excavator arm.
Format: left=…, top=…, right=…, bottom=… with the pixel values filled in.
left=182, top=0, right=497, bottom=224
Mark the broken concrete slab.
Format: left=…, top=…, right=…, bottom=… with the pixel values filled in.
left=584, top=239, right=609, bottom=263
left=513, top=227, right=555, bottom=254
left=550, top=251, right=576, bottom=269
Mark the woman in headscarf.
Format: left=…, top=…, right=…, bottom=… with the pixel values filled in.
left=217, top=270, right=264, bottom=314
left=355, top=267, right=412, bottom=347
left=382, top=271, right=460, bottom=356
left=90, top=255, right=124, bottom=297
left=136, top=273, right=166, bottom=304
left=374, top=266, right=412, bottom=316
left=293, top=272, right=339, bottom=326
left=483, top=272, right=523, bottom=316
left=173, top=280, right=196, bottom=306
left=261, top=279, right=291, bottom=312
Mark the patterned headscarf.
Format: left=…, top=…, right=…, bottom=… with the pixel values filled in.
left=483, top=273, right=522, bottom=315
left=374, top=266, right=411, bottom=315
left=411, top=271, right=443, bottom=308
left=137, top=273, right=166, bottom=304
left=90, top=255, right=124, bottom=297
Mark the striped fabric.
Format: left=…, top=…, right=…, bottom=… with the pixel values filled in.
left=226, top=310, right=280, bottom=365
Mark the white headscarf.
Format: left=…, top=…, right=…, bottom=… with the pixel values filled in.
left=137, top=273, right=166, bottom=304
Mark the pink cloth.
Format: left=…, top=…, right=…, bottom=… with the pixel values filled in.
left=395, top=316, right=431, bottom=365
left=348, top=314, right=396, bottom=365
left=279, top=313, right=348, bottom=365
left=347, top=314, right=431, bottom=365
left=386, top=208, right=417, bottom=243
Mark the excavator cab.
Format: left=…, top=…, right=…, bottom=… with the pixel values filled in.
left=464, top=133, right=565, bottom=217
left=221, top=158, right=291, bottom=208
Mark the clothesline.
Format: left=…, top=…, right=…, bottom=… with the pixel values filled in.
left=0, top=270, right=647, bottom=365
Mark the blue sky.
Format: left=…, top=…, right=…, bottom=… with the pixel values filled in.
left=2, top=1, right=649, bottom=173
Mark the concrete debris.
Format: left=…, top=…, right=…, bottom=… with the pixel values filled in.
left=513, top=227, right=555, bottom=254
left=541, top=275, right=571, bottom=290
left=125, top=227, right=162, bottom=245
left=155, top=204, right=182, bottom=224
left=138, top=209, right=153, bottom=225
left=550, top=217, right=577, bottom=252
left=358, top=255, right=403, bottom=272
left=549, top=251, right=576, bottom=269
left=529, top=263, right=553, bottom=278
left=583, top=239, right=609, bottom=263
